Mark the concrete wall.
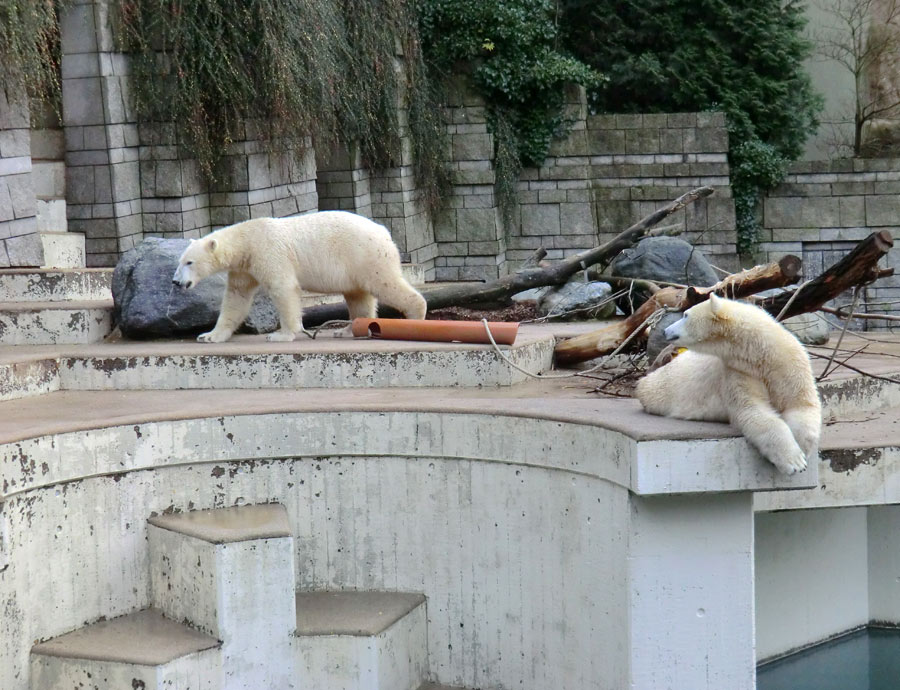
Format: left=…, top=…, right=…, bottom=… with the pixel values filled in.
left=760, top=158, right=900, bottom=327
left=755, top=505, right=900, bottom=662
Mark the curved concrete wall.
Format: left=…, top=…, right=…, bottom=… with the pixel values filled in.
left=0, top=411, right=632, bottom=690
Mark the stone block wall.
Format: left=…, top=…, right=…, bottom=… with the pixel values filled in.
left=435, top=83, right=739, bottom=279
left=762, top=159, right=900, bottom=327
left=59, top=0, right=318, bottom=267
left=0, top=91, right=40, bottom=266
left=511, top=109, right=738, bottom=272
left=433, top=82, right=505, bottom=281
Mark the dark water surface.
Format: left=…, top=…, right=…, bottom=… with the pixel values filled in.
left=757, top=628, right=900, bottom=690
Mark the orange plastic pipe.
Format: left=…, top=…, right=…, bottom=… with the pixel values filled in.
left=351, top=318, right=519, bottom=345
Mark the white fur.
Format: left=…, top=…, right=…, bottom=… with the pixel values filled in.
left=172, top=211, right=427, bottom=342
left=636, top=294, right=821, bottom=475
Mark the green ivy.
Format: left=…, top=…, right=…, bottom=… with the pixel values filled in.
left=418, top=0, right=602, bottom=223
left=562, top=0, right=823, bottom=254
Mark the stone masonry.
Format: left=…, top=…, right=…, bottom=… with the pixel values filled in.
left=0, top=91, right=40, bottom=267
left=762, top=158, right=900, bottom=328
left=435, top=83, right=739, bottom=280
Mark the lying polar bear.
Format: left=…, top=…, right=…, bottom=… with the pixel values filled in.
left=172, top=211, right=427, bottom=342
left=636, top=294, right=821, bottom=475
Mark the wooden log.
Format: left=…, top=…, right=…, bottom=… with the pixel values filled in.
left=755, top=230, right=894, bottom=319
left=554, top=255, right=803, bottom=366
left=301, top=186, right=715, bottom=327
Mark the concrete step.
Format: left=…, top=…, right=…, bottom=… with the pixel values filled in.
left=148, top=504, right=296, bottom=688
left=418, top=684, right=470, bottom=690
left=295, top=591, right=428, bottom=690
left=0, top=300, right=113, bottom=345
left=39, top=232, right=83, bottom=268
left=30, top=609, right=221, bottom=690
left=0, top=355, right=58, bottom=401
left=0, top=268, right=112, bottom=302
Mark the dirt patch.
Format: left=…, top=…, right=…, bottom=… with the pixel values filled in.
left=427, top=301, right=540, bottom=322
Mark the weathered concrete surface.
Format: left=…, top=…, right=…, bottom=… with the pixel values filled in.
left=295, top=593, right=427, bottom=690
left=30, top=610, right=221, bottom=690
left=149, top=510, right=296, bottom=689
left=0, top=300, right=113, bottom=344
left=0, top=356, right=58, bottom=401
left=0, top=268, right=112, bottom=302
left=630, top=493, right=755, bottom=690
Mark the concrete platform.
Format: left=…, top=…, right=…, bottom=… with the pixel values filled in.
left=295, top=591, right=426, bottom=636
left=148, top=504, right=291, bottom=544
left=0, top=268, right=112, bottom=301
left=0, top=300, right=113, bottom=345
left=31, top=609, right=220, bottom=664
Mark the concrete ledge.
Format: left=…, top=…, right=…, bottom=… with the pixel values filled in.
left=31, top=609, right=219, bottom=664
left=40, top=232, right=84, bottom=269
left=0, top=268, right=112, bottom=302
left=0, top=300, right=113, bottom=345
left=148, top=504, right=290, bottom=544
left=295, top=591, right=426, bottom=636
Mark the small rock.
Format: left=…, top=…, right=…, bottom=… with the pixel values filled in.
left=611, top=237, right=719, bottom=313
left=112, top=237, right=278, bottom=339
left=512, top=286, right=551, bottom=303
left=538, top=281, right=616, bottom=320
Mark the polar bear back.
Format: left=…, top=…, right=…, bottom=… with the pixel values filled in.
left=220, top=211, right=405, bottom=295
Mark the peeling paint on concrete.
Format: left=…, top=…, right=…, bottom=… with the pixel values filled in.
left=827, top=447, right=881, bottom=473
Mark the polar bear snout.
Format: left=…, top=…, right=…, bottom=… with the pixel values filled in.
left=172, top=264, right=196, bottom=289
left=664, top=317, right=686, bottom=342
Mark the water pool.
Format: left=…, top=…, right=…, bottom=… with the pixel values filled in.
left=757, top=628, right=900, bottom=690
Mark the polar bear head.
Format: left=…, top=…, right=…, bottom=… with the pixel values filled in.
left=663, top=293, right=731, bottom=346
left=173, top=237, right=220, bottom=289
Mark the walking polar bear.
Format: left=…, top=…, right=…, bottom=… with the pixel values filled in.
left=636, top=294, right=821, bottom=475
left=172, top=211, right=427, bottom=342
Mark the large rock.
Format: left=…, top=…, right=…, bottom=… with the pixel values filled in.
left=538, top=281, right=616, bottom=320
left=112, top=237, right=278, bottom=339
left=610, top=237, right=719, bottom=313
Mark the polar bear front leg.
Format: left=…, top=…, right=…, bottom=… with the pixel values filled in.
left=725, top=373, right=808, bottom=474
left=266, top=282, right=310, bottom=342
left=782, top=405, right=822, bottom=462
left=198, top=272, right=259, bottom=343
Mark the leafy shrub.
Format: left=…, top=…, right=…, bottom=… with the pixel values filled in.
left=563, top=0, right=823, bottom=253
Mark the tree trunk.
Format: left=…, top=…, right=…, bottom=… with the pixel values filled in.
left=755, top=229, right=893, bottom=319
left=554, top=255, right=803, bottom=366
left=302, top=185, right=715, bottom=327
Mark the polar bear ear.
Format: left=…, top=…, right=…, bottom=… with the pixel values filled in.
left=207, top=238, right=217, bottom=253
left=709, top=293, right=725, bottom=318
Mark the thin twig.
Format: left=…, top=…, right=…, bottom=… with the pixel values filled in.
left=776, top=279, right=812, bottom=321
left=808, top=351, right=900, bottom=385
left=818, top=285, right=863, bottom=381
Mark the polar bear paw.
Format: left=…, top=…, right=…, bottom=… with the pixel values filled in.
left=774, top=447, right=808, bottom=475
left=197, top=330, right=231, bottom=343
left=266, top=330, right=297, bottom=342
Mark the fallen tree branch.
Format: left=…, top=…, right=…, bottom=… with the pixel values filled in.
left=301, top=186, right=715, bottom=327
left=753, top=230, right=894, bottom=319
left=554, top=255, right=803, bottom=366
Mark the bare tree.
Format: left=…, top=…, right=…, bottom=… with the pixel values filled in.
left=814, top=0, right=900, bottom=155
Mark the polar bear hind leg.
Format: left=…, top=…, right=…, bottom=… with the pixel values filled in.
left=725, top=371, right=808, bottom=474
left=782, top=405, right=822, bottom=462
left=369, top=280, right=427, bottom=320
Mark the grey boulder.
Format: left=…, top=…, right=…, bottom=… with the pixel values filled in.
left=538, top=281, right=616, bottom=320
left=611, top=237, right=719, bottom=313
left=112, top=237, right=278, bottom=339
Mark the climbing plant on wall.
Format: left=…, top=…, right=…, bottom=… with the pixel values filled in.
left=418, top=0, right=602, bottom=223
left=0, top=0, right=63, bottom=112
left=117, top=0, right=450, bottom=211
left=562, top=0, right=823, bottom=254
